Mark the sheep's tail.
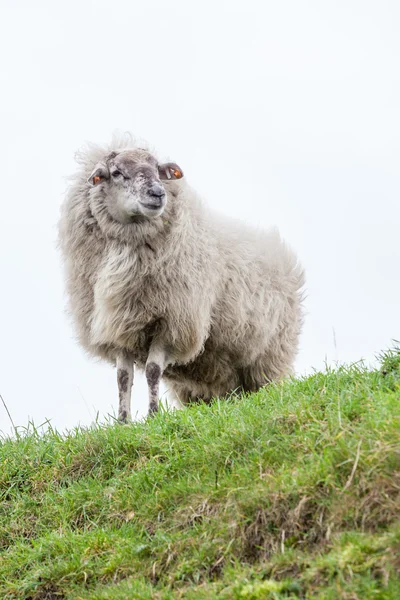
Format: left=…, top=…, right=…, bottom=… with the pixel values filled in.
left=263, top=227, right=305, bottom=291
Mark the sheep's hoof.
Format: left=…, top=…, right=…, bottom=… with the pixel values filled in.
left=147, top=401, right=159, bottom=418
left=118, top=410, right=131, bottom=424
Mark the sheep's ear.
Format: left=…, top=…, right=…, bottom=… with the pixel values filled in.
left=87, top=162, right=110, bottom=186
left=158, top=162, right=184, bottom=181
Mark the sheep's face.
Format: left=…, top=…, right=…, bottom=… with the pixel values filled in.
left=88, top=149, right=183, bottom=223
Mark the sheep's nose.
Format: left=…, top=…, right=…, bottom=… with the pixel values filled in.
left=148, top=183, right=165, bottom=199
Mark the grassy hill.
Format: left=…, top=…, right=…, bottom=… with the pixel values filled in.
left=1, top=348, right=399, bottom=599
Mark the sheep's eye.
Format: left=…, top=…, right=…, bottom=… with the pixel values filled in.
left=112, top=170, right=122, bottom=178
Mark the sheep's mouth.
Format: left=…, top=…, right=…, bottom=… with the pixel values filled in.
left=137, top=200, right=166, bottom=219
left=139, top=195, right=167, bottom=211
left=141, top=202, right=164, bottom=210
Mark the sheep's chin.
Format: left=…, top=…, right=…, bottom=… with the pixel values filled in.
left=137, top=204, right=166, bottom=219
left=112, top=205, right=166, bottom=223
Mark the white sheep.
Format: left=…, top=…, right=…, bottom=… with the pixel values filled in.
left=58, top=135, right=304, bottom=420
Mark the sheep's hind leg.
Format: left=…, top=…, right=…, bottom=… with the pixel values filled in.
left=145, top=346, right=168, bottom=416
left=116, top=356, right=134, bottom=423
left=167, top=387, right=185, bottom=411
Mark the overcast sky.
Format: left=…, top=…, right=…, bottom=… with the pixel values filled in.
left=1, top=0, right=399, bottom=434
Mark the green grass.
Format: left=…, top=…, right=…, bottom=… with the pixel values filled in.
left=1, top=348, right=399, bottom=599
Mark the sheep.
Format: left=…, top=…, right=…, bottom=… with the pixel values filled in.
left=58, top=134, right=304, bottom=421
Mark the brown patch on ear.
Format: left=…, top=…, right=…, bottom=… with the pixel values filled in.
left=88, top=161, right=110, bottom=186
left=159, top=162, right=184, bottom=181
left=172, top=168, right=183, bottom=179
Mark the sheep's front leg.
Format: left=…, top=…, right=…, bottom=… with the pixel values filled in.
left=145, top=346, right=168, bottom=415
left=116, top=356, right=134, bottom=423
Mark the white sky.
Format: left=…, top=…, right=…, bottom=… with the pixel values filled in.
left=0, top=0, right=399, bottom=434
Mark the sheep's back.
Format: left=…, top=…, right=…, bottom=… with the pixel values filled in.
left=205, top=214, right=304, bottom=365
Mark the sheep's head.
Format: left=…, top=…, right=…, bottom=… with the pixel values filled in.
left=88, top=149, right=183, bottom=222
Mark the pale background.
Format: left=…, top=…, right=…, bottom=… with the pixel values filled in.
left=1, top=1, right=399, bottom=434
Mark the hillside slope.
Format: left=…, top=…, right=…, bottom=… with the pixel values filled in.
left=1, top=349, right=399, bottom=599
